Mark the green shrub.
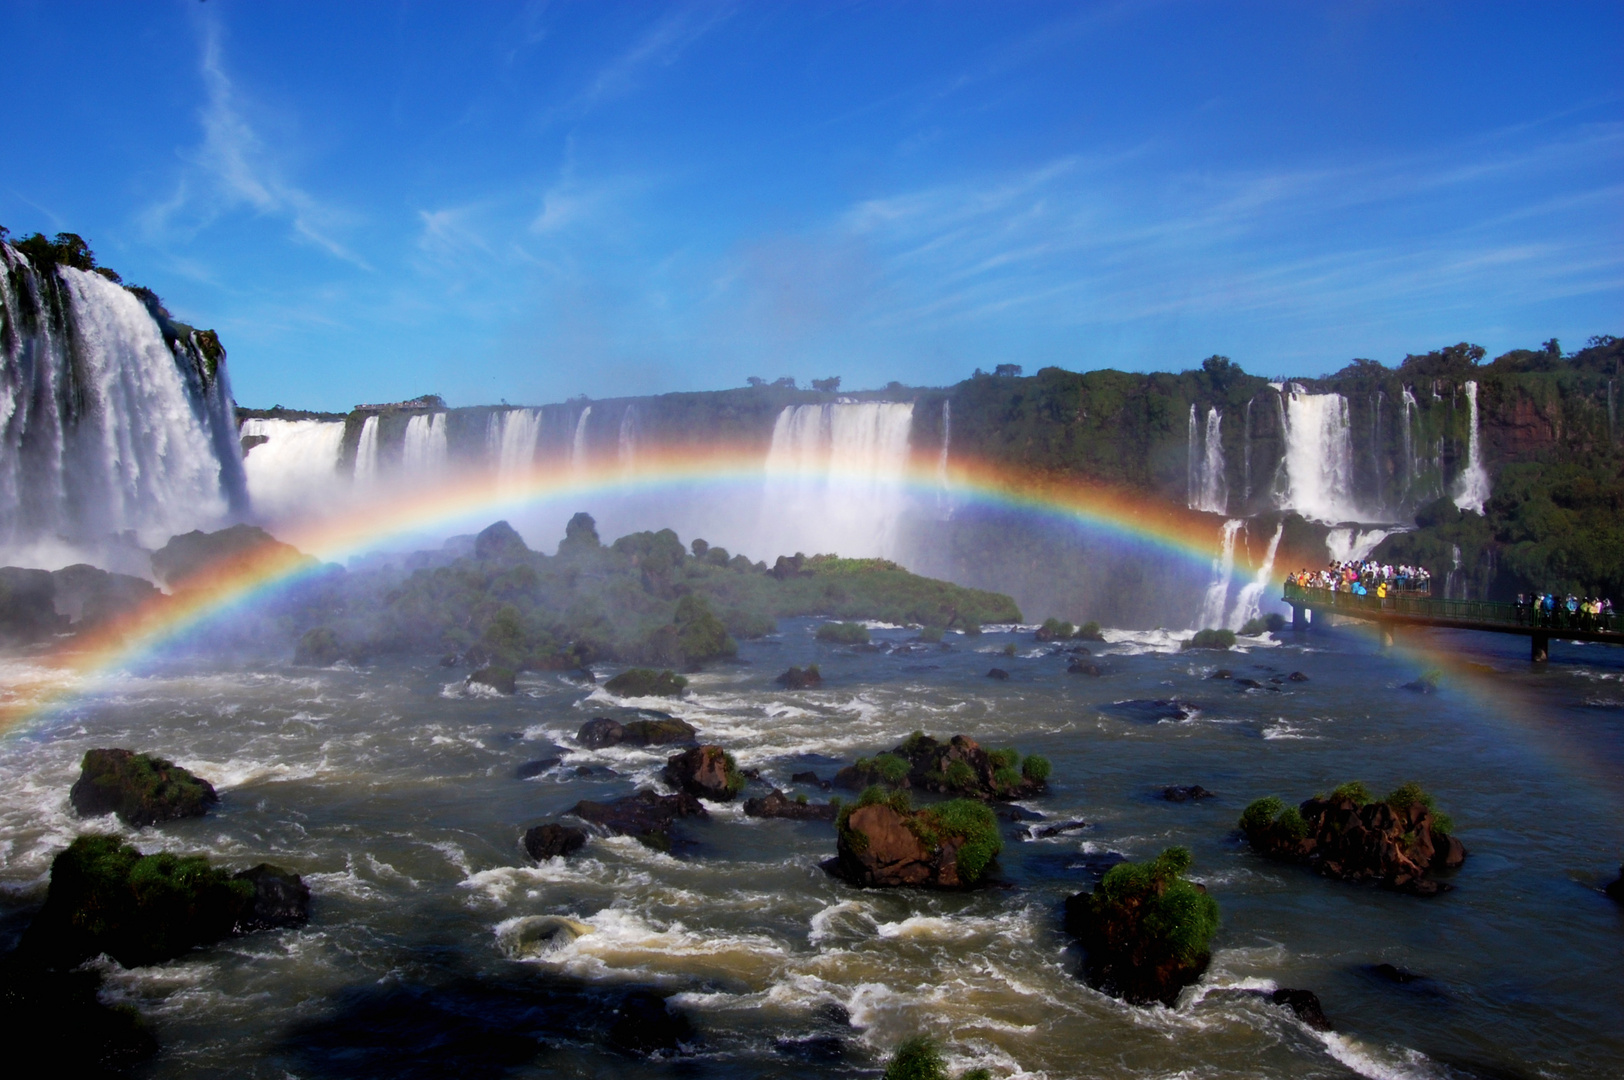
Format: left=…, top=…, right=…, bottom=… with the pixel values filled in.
left=1275, top=805, right=1308, bottom=840
left=1327, top=781, right=1373, bottom=805
left=795, top=793, right=808, bottom=805
left=1238, top=613, right=1287, bottom=636
left=1002, top=642, right=1016, bottom=656
left=986, top=747, right=1018, bottom=770
left=992, top=766, right=1021, bottom=791
left=1239, top=796, right=1285, bottom=832
left=875, top=753, right=910, bottom=785
left=1386, top=781, right=1454, bottom=834
left=945, top=759, right=977, bottom=791
left=884, top=1036, right=947, bottom=1080
left=917, top=625, right=944, bottom=643
left=1094, top=846, right=1218, bottom=964
left=915, top=799, right=1002, bottom=883
left=816, top=621, right=871, bottom=645
left=1077, top=620, right=1104, bottom=640
left=1182, top=628, right=1236, bottom=650
left=1021, top=754, right=1051, bottom=783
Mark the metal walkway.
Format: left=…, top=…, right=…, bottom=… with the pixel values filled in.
left=1280, top=581, right=1624, bottom=661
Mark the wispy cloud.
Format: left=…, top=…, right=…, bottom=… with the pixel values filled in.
left=141, top=20, right=367, bottom=268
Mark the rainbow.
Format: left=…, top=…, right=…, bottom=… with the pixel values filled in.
left=0, top=444, right=1248, bottom=737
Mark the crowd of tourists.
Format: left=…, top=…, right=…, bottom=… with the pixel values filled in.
left=1517, top=593, right=1617, bottom=631
left=1288, top=560, right=1432, bottom=599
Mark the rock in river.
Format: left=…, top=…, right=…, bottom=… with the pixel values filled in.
left=568, top=790, right=708, bottom=851
left=743, top=788, right=836, bottom=821
left=663, top=745, right=746, bottom=801
left=523, top=824, right=588, bottom=861
left=830, top=791, right=1001, bottom=888
left=69, top=748, right=219, bottom=827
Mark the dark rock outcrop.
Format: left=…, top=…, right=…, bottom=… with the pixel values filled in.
left=743, top=788, right=836, bottom=821
left=1068, top=660, right=1102, bottom=676
left=0, top=566, right=67, bottom=644
left=151, top=524, right=310, bottom=589
left=568, top=790, right=708, bottom=851
left=473, top=520, right=531, bottom=563
left=69, top=748, right=218, bottom=826
left=516, top=757, right=560, bottom=779
left=523, top=824, right=588, bottom=861
left=577, top=717, right=625, bottom=747
left=1239, top=786, right=1466, bottom=895
left=1029, top=819, right=1090, bottom=839
left=49, top=563, right=158, bottom=630
left=0, top=957, right=157, bottom=1074
left=1163, top=785, right=1215, bottom=802
left=603, top=668, right=687, bottom=698
left=830, top=792, right=1001, bottom=888
left=294, top=626, right=344, bottom=666
left=833, top=733, right=1049, bottom=801
left=775, top=664, right=822, bottom=689
left=576, top=713, right=697, bottom=749
left=608, top=989, right=692, bottom=1054
left=1063, top=847, right=1217, bottom=1007
left=1271, top=988, right=1332, bottom=1030
left=663, top=746, right=746, bottom=801
left=986, top=667, right=1010, bottom=680
left=1605, top=865, right=1624, bottom=903
left=20, top=835, right=307, bottom=968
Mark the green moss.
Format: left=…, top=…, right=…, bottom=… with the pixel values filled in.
left=992, top=766, right=1021, bottom=791
left=603, top=668, right=687, bottom=697
left=875, top=753, right=910, bottom=785
left=917, top=625, right=944, bottom=643
left=945, top=759, right=977, bottom=791
left=1328, top=781, right=1373, bottom=805
left=1182, top=628, right=1236, bottom=650
left=816, top=620, right=871, bottom=644
left=1020, top=754, right=1051, bottom=783
left=1275, top=805, right=1308, bottom=840
left=1093, top=846, right=1218, bottom=964
left=986, top=747, right=1018, bottom=770
left=1386, top=781, right=1454, bottom=834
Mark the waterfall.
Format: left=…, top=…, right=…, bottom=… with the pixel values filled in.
left=937, top=400, right=951, bottom=486
left=1186, top=405, right=1199, bottom=508
left=762, top=402, right=915, bottom=558
left=1400, top=387, right=1417, bottom=498
left=1195, top=519, right=1241, bottom=629
left=618, top=405, right=637, bottom=468
left=1370, top=391, right=1384, bottom=512
left=1242, top=399, right=1253, bottom=506
left=0, top=242, right=245, bottom=552
left=239, top=419, right=346, bottom=520
left=1452, top=380, right=1490, bottom=514
left=402, top=413, right=448, bottom=478
left=1325, top=527, right=1391, bottom=564
left=353, top=416, right=381, bottom=486
left=1445, top=543, right=1463, bottom=600
left=571, top=406, right=593, bottom=470
left=1281, top=386, right=1359, bottom=522
left=1186, top=406, right=1227, bottom=513
left=487, top=409, right=541, bottom=479
left=1228, top=522, right=1284, bottom=630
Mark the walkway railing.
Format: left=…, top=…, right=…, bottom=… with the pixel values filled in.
left=1281, top=581, right=1620, bottom=633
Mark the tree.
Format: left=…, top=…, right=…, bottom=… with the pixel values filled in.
left=811, top=376, right=841, bottom=393
left=746, top=376, right=766, bottom=387
left=771, top=376, right=796, bottom=389
left=994, top=363, right=1023, bottom=377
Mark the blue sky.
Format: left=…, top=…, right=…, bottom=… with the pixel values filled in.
left=1, top=1, right=1619, bottom=411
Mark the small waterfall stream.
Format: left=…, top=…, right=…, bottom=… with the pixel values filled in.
left=1227, top=522, right=1284, bottom=630
left=1453, top=380, right=1490, bottom=513
left=401, top=413, right=448, bottom=478
left=1186, top=406, right=1227, bottom=514
left=1195, top=519, right=1241, bottom=629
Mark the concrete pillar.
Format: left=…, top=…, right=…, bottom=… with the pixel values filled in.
left=1531, top=633, right=1549, bottom=662
left=1292, top=605, right=1307, bottom=630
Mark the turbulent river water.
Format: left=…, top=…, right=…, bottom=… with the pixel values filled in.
left=2, top=618, right=1622, bottom=1079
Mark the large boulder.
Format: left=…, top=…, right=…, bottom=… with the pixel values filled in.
left=20, top=835, right=308, bottom=968
left=577, top=714, right=697, bottom=749
left=523, top=824, right=588, bottom=861
left=775, top=665, right=822, bottom=689
left=1604, top=865, right=1624, bottom=903
left=1064, top=846, right=1218, bottom=1007
left=293, top=627, right=344, bottom=666
left=568, top=790, right=708, bottom=851
left=743, top=788, right=836, bottom=821
left=603, top=668, right=687, bottom=698
left=69, top=749, right=219, bottom=827
left=151, top=524, right=310, bottom=589
left=1239, top=782, right=1466, bottom=896
left=49, top=564, right=159, bottom=630
left=830, top=791, right=1001, bottom=888
left=0, top=566, right=67, bottom=644
left=663, top=746, right=745, bottom=801
left=608, top=989, right=693, bottom=1054
left=468, top=665, right=518, bottom=695
left=833, top=732, right=1050, bottom=801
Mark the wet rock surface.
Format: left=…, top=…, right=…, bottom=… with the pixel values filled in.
left=576, top=714, right=697, bottom=749
left=1604, top=865, right=1624, bottom=903
left=742, top=788, right=836, bottom=821
left=1162, top=785, right=1215, bottom=802
left=69, top=748, right=219, bottom=827
left=568, top=790, right=708, bottom=850
left=1241, top=793, right=1467, bottom=895
left=832, top=733, right=1048, bottom=801
left=775, top=664, right=823, bottom=689
left=608, top=989, right=693, bottom=1055
left=830, top=797, right=1001, bottom=889
left=523, top=824, right=588, bottom=861
left=232, top=864, right=312, bottom=932
left=663, top=745, right=745, bottom=801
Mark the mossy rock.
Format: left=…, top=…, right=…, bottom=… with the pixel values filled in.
left=815, top=621, right=871, bottom=645
left=20, top=836, right=307, bottom=968
left=69, top=749, right=218, bottom=827
left=604, top=668, right=688, bottom=697
left=832, top=788, right=1002, bottom=888
left=1182, top=628, right=1236, bottom=650
left=468, top=664, right=518, bottom=694
left=293, top=626, right=343, bottom=666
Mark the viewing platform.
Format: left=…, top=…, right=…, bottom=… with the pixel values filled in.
left=1281, top=581, right=1624, bottom=662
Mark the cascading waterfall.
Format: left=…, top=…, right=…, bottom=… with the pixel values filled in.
left=1242, top=399, right=1253, bottom=506
left=1325, top=527, right=1392, bottom=564
left=353, top=416, right=381, bottom=486
left=571, top=407, right=593, bottom=470
left=486, top=409, right=541, bottom=479
left=937, top=400, right=951, bottom=486
left=1281, top=385, right=1359, bottom=522
left=617, top=405, right=637, bottom=468
left=0, top=242, right=246, bottom=552
left=1370, top=391, right=1384, bottom=511
left=1452, top=380, right=1490, bottom=514
left=761, top=402, right=915, bottom=558
left=402, top=413, right=448, bottom=477
left=1400, top=387, right=1417, bottom=499
left=1195, top=519, right=1241, bottom=629
left=1227, top=522, right=1284, bottom=631
left=1186, top=406, right=1227, bottom=513
left=1186, top=405, right=1199, bottom=508
left=239, top=418, right=347, bottom=520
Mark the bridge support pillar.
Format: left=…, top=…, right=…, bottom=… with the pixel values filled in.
left=1531, top=633, right=1549, bottom=663
left=1292, top=605, right=1308, bottom=630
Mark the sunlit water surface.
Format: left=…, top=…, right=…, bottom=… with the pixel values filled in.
left=2, top=619, right=1621, bottom=1079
